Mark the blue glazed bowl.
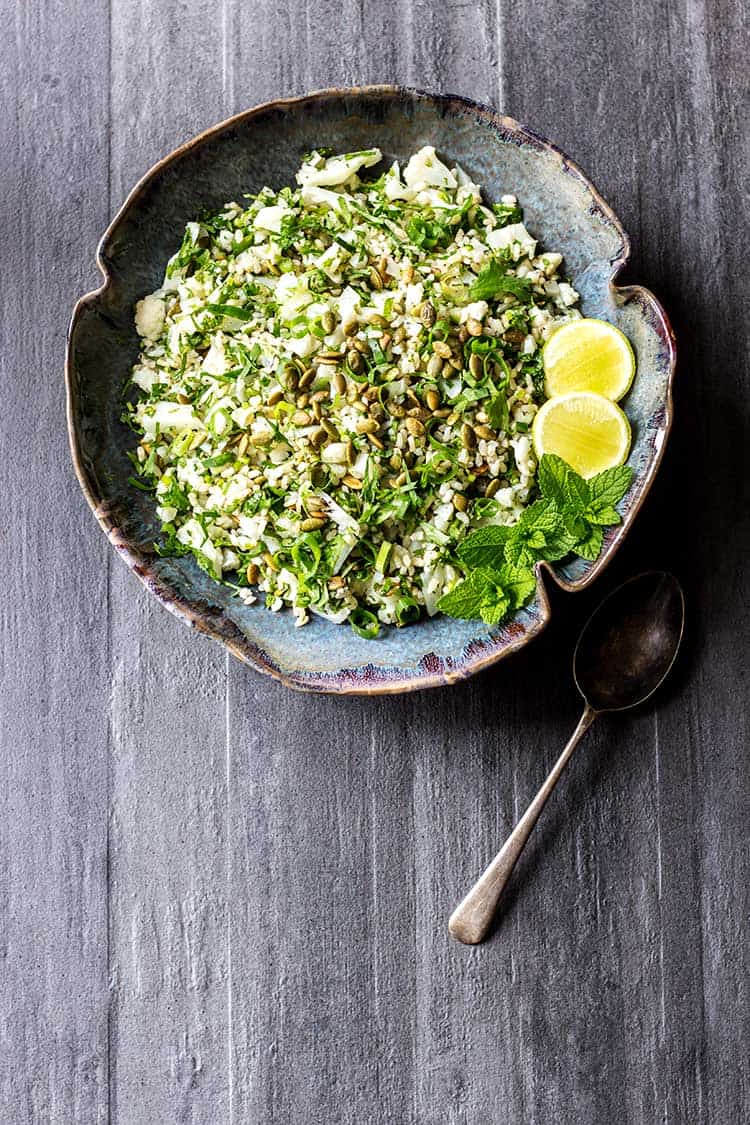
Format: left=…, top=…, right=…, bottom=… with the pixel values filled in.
left=66, top=86, right=675, bottom=694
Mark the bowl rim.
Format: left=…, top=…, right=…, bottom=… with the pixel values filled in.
left=66, top=84, right=676, bottom=694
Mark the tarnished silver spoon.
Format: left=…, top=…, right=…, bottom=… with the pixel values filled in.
left=449, top=571, right=685, bottom=945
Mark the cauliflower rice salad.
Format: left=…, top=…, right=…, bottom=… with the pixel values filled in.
left=127, top=146, right=582, bottom=636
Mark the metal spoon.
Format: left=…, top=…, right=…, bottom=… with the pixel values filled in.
left=449, top=571, right=685, bottom=945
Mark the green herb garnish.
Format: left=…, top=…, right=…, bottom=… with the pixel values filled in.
left=438, top=454, right=633, bottom=625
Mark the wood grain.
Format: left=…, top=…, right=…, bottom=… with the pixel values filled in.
left=2, top=0, right=749, bottom=1121
left=106, top=4, right=233, bottom=1121
left=0, top=2, right=111, bottom=1121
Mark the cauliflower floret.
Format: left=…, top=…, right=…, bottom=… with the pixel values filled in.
left=487, top=222, right=537, bottom=260
left=253, top=204, right=290, bottom=233
left=134, top=294, right=166, bottom=340
left=403, top=146, right=457, bottom=191
left=296, top=148, right=382, bottom=187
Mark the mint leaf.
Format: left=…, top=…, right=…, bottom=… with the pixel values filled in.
left=588, top=464, right=633, bottom=508
left=586, top=503, right=621, bottom=526
left=480, top=589, right=512, bottom=625
left=575, top=524, right=604, bottom=560
left=519, top=498, right=560, bottom=535
left=538, top=455, right=589, bottom=536
left=583, top=466, right=633, bottom=527
left=541, top=524, right=580, bottom=561
left=439, top=561, right=537, bottom=625
left=441, top=455, right=634, bottom=625
left=457, top=525, right=511, bottom=570
left=476, top=563, right=536, bottom=626
left=505, top=500, right=563, bottom=567
left=437, top=569, right=495, bottom=619
left=499, top=563, right=537, bottom=609
left=537, top=454, right=572, bottom=509
left=470, top=260, right=533, bottom=304
left=564, top=470, right=590, bottom=514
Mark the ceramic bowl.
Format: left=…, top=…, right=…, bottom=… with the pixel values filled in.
left=67, top=86, right=675, bottom=694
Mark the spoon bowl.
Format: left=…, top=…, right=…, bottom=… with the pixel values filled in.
left=574, top=571, right=685, bottom=713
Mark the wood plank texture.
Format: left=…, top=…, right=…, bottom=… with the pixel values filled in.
left=105, top=5, right=233, bottom=1122
left=0, top=3, right=111, bottom=1121
left=1, top=0, right=748, bottom=1122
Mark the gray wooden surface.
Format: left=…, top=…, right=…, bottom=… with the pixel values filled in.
left=2, top=1, right=749, bottom=1121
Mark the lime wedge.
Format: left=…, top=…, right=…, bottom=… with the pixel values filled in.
left=543, top=318, right=635, bottom=401
left=532, top=391, right=631, bottom=478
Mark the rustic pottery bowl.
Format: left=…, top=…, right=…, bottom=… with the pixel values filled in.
left=67, top=86, right=675, bottom=694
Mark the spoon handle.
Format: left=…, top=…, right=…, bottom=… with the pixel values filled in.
left=448, top=703, right=597, bottom=945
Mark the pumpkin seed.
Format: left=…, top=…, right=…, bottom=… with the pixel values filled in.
left=332, top=371, right=347, bottom=396
left=295, top=393, right=310, bottom=409
left=474, top=424, right=496, bottom=441
left=316, top=350, right=343, bottom=364
left=367, top=433, right=385, bottom=450
left=485, top=478, right=501, bottom=498
left=263, top=551, right=278, bottom=571
left=387, top=401, right=406, bottom=418
left=266, top=388, right=284, bottom=406
left=368, top=266, right=384, bottom=290
left=466, top=318, right=483, bottom=337
left=469, top=353, right=484, bottom=379
left=246, top=562, right=260, bottom=584
left=356, top=418, right=379, bottom=434
left=342, top=474, right=363, bottom=490
left=433, top=340, right=452, bottom=359
left=321, top=419, right=340, bottom=440
left=236, top=434, right=249, bottom=457
left=309, top=427, right=327, bottom=449
left=347, top=349, right=363, bottom=373
left=300, top=517, right=327, bottom=532
left=321, top=310, right=336, bottom=334
left=426, top=355, right=443, bottom=378
left=249, top=432, right=272, bottom=446
left=420, top=301, right=436, bottom=328
left=461, top=423, right=477, bottom=450
left=425, top=389, right=441, bottom=411
left=312, top=400, right=323, bottom=421
left=453, top=494, right=468, bottom=512
left=405, top=416, right=426, bottom=437
left=292, top=410, right=312, bottom=426
left=283, top=364, right=299, bottom=391
left=298, top=367, right=316, bottom=390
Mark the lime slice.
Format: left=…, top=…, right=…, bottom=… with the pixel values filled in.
left=543, top=318, right=635, bottom=401
left=532, top=391, right=631, bottom=478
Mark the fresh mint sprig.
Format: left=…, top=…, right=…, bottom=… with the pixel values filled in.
left=437, top=454, right=633, bottom=624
